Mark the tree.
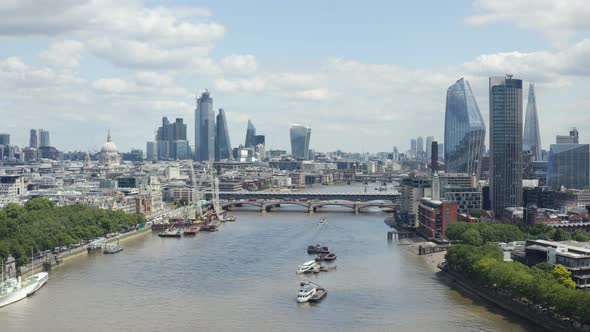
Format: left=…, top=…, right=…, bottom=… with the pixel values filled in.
left=24, top=197, right=55, bottom=211
left=461, top=229, right=483, bottom=246
left=469, top=209, right=482, bottom=218
left=553, top=229, right=572, bottom=241
left=552, top=264, right=576, bottom=289
left=572, top=230, right=590, bottom=242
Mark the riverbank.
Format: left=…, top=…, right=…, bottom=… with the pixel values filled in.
left=398, top=236, right=446, bottom=272
left=20, top=227, right=152, bottom=278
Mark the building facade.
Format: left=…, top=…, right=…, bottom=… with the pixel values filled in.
left=215, top=109, right=232, bottom=161
left=418, top=197, right=457, bottom=241
left=546, top=144, right=590, bottom=190
left=489, top=76, right=523, bottom=217
left=444, top=78, right=486, bottom=178
left=245, top=120, right=256, bottom=148
left=290, top=124, right=312, bottom=160
left=523, top=83, right=542, bottom=161
left=195, top=90, right=215, bottom=161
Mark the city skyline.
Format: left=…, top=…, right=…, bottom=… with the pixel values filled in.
left=1, top=1, right=589, bottom=151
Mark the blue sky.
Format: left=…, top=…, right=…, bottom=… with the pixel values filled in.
left=1, top=0, right=589, bottom=153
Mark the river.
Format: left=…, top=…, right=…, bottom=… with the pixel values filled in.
left=1, top=184, right=536, bottom=331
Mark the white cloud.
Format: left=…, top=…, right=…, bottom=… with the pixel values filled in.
left=40, top=40, right=84, bottom=70
left=220, top=54, right=258, bottom=75
left=466, top=0, right=590, bottom=45
left=293, top=88, right=333, bottom=101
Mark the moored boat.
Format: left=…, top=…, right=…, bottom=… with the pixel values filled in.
left=183, top=226, right=201, bottom=236
left=158, top=229, right=182, bottom=238
left=297, top=260, right=320, bottom=274
left=0, top=272, right=49, bottom=308
left=307, top=245, right=329, bottom=255
left=103, top=244, right=123, bottom=254
left=296, top=282, right=317, bottom=303
left=309, top=287, right=327, bottom=302
left=315, top=252, right=337, bottom=262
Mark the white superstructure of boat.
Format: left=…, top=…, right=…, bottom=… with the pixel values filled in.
left=296, top=260, right=319, bottom=274
left=0, top=272, right=48, bottom=308
left=296, top=282, right=317, bottom=303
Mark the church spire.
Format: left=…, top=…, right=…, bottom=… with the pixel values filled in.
left=107, top=129, right=112, bottom=143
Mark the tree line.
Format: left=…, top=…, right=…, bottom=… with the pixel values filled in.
left=0, top=197, right=146, bottom=265
left=446, top=244, right=590, bottom=325
left=446, top=222, right=590, bottom=246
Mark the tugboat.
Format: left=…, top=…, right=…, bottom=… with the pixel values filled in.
left=158, top=228, right=182, bottom=238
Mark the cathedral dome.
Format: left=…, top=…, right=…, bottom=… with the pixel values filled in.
left=100, top=131, right=119, bottom=153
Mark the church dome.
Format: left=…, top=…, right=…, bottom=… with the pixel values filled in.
left=100, top=131, right=119, bottom=153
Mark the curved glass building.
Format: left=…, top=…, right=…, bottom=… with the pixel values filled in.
left=290, top=124, right=311, bottom=160
left=245, top=120, right=256, bottom=147
left=444, top=78, right=486, bottom=178
left=195, top=90, right=215, bottom=161
left=215, top=109, right=232, bottom=161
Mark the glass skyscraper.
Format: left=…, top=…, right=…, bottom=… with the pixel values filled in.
left=195, top=90, right=215, bottom=161
left=290, top=124, right=311, bottom=160
left=39, top=129, right=50, bottom=147
left=416, top=136, right=424, bottom=160
left=444, top=78, right=485, bottom=178
left=546, top=144, right=590, bottom=190
left=245, top=120, right=256, bottom=147
left=523, top=83, right=542, bottom=161
left=215, top=109, right=232, bottom=161
left=489, top=76, right=523, bottom=217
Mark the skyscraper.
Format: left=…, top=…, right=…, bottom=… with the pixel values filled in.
left=546, top=143, right=589, bottom=190
left=416, top=136, right=424, bottom=160
left=29, top=129, right=38, bottom=148
left=489, top=75, right=523, bottom=217
left=245, top=120, right=256, bottom=147
left=195, top=90, right=215, bottom=161
left=425, top=136, right=434, bottom=161
left=0, top=133, right=10, bottom=146
left=410, top=139, right=417, bottom=158
left=254, top=135, right=265, bottom=146
left=290, top=124, right=311, bottom=160
left=39, top=129, right=50, bottom=147
left=156, top=117, right=189, bottom=160
left=215, top=109, right=232, bottom=161
left=523, top=83, right=542, bottom=161
left=431, top=141, right=438, bottom=173
left=444, top=78, right=486, bottom=177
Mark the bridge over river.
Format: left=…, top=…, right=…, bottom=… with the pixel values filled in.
left=211, top=191, right=400, bottom=202
left=222, top=199, right=397, bottom=214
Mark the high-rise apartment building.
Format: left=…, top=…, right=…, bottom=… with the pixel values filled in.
left=195, top=90, right=215, bottom=161
left=444, top=78, right=486, bottom=177
left=417, top=136, right=424, bottom=160
left=290, top=124, right=311, bottom=160
left=523, top=83, right=542, bottom=161
left=489, top=75, right=523, bottom=217
left=215, top=109, right=232, bottom=161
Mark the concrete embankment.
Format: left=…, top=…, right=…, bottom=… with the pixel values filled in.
left=398, top=237, right=446, bottom=272
left=21, top=227, right=152, bottom=278
left=443, top=270, right=588, bottom=332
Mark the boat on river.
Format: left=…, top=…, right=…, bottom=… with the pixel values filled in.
left=296, top=282, right=317, bottom=303
left=0, top=271, right=49, bottom=308
left=183, top=226, right=201, bottom=236
left=296, top=260, right=320, bottom=274
left=315, top=252, right=337, bottom=262
left=103, top=244, right=123, bottom=254
left=158, top=229, right=182, bottom=238
left=307, top=245, right=329, bottom=255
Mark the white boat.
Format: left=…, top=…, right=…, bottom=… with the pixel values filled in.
left=296, top=260, right=320, bottom=274
left=318, top=218, right=327, bottom=225
left=296, top=282, right=317, bottom=303
left=0, top=272, right=48, bottom=308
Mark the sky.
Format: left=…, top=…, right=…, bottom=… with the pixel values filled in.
left=1, top=0, right=590, bottom=153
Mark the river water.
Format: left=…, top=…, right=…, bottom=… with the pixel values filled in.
left=1, top=184, right=536, bottom=331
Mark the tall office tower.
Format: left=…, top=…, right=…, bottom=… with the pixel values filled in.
left=245, top=120, right=256, bottom=147
left=392, top=146, right=399, bottom=161
left=290, top=124, right=312, bottom=160
left=489, top=75, right=523, bottom=217
left=546, top=143, right=590, bottom=190
left=431, top=141, right=438, bottom=173
left=39, top=129, right=50, bottom=147
left=0, top=133, right=10, bottom=146
left=156, top=117, right=188, bottom=160
left=425, top=136, right=434, bottom=161
left=416, top=136, right=424, bottom=160
left=254, top=135, right=265, bottom=146
left=215, top=109, right=232, bottom=161
left=444, top=78, right=486, bottom=177
left=146, top=142, right=157, bottom=161
left=29, top=129, right=38, bottom=148
left=523, top=83, right=542, bottom=161
left=438, top=143, right=444, bottom=161
left=195, top=89, right=215, bottom=161
left=570, top=128, right=579, bottom=143
left=410, top=139, right=417, bottom=158
left=172, top=118, right=187, bottom=141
